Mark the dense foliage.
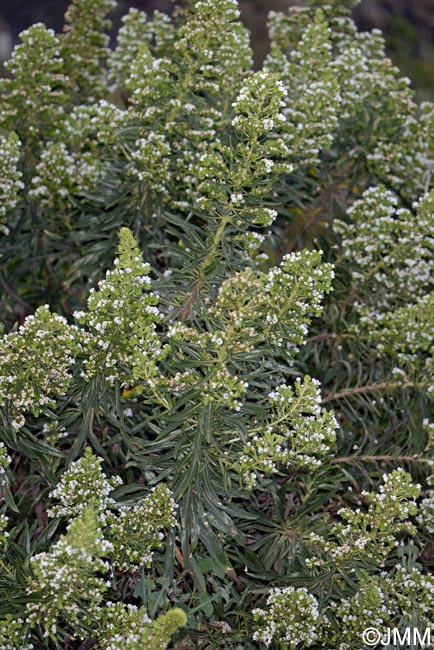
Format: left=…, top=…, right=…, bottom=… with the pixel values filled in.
left=0, top=0, right=433, bottom=647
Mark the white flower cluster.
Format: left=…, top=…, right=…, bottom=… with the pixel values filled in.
left=0, top=305, right=81, bottom=430
left=48, top=448, right=176, bottom=572
left=0, top=443, right=11, bottom=545
left=0, top=23, right=66, bottom=140
left=384, top=566, right=434, bottom=627
left=0, top=616, right=34, bottom=650
left=23, top=479, right=181, bottom=645
left=196, top=70, right=292, bottom=220
left=0, top=513, right=8, bottom=546
left=125, top=49, right=176, bottom=202
left=166, top=319, right=251, bottom=410
left=27, top=508, right=112, bottom=639
left=174, top=0, right=252, bottom=99
left=418, top=493, right=434, bottom=534
left=108, top=484, right=177, bottom=570
left=108, top=8, right=154, bottom=90
left=243, top=231, right=267, bottom=255
left=232, top=71, right=286, bottom=126
left=252, top=586, right=320, bottom=648
left=129, top=132, right=171, bottom=193
left=264, top=250, right=335, bottom=347
left=29, top=99, right=126, bottom=208
left=335, top=186, right=434, bottom=312
left=332, top=34, right=429, bottom=200
left=127, top=48, right=172, bottom=118
left=124, top=0, right=252, bottom=209
left=266, top=11, right=340, bottom=167
left=65, top=100, right=125, bottom=149
left=366, top=115, right=427, bottom=197
left=167, top=249, right=334, bottom=414
left=30, top=141, right=101, bottom=207
left=76, top=228, right=167, bottom=388
left=48, top=447, right=122, bottom=523
left=359, top=292, right=434, bottom=382
left=308, top=469, right=420, bottom=566
left=208, top=251, right=334, bottom=351
left=417, top=471, right=434, bottom=534
left=268, top=3, right=431, bottom=201
left=0, top=133, right=23, bottom=233
left=149, top=10, right=176, bottom=56
left=240, top=376, right=338, bottom=488
left=331, top=577, right=389, bottom=647
left=27, top=449, right=178, bottom=639
left=267, top=1, right=358, bottom=57
left=98, top=603, right=152, bottom=650
left=61, top=0, right=116, bottom=101
left=335, top=186, right=434, bottom=389
left=99, top=602, right=186, bottom=650
left=255, top=562, right=434, bottom=648
left=0, top=442, right=11, bottom=479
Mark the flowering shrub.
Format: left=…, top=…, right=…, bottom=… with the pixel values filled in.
left=252, top=587, right=320, bottom=648
left=0, top=0, right=433, bottom=647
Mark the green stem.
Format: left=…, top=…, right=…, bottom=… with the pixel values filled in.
left=332, top=454, right=431, bottom=465
left=180, top=212, right=231, bottom=319
left=342, top=239, right=409, bottom=310
left=322, top=381, right=427, bottom=404
left=306, top=332, right=356, bottom=343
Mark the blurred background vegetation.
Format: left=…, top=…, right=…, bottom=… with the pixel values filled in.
left=0, top=0, right=433, bottom=98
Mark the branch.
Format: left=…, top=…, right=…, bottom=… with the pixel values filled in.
left=332, top=454, right=430, bottom=465
left=322, top=381, right=426, bottom=404
left=0, top=268, right=34, bottom=313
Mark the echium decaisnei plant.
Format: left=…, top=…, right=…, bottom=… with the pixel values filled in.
left=0, top=133, right=23, bottom=235
left=0, top=305, right=81, bottom=430
left=107, top=8, right=175, bottom=92
left=265, top=10, right=340, bottom=169
left=23, top=448, right=181, bottom=645
left=0, top=0, right=434, bottom=648
left=254, top=470, right=434, bottom=649
left=0, top=0, right=118, bottom=322
left=0, top=444, right=184, bottom=647
left=0, top=204, right=335, bottom=648
left=332, top=186, right=434, bottom=393
left=60, top=0, right=116, bottom=103
left=0, top=23, right=67, bottom=147
left=308, top=181, right=434, bottom=458
left=124, top=0, right=253, bottom=214
left=267, top=0, right=434, bottom=246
